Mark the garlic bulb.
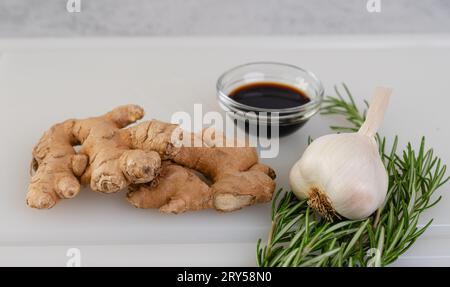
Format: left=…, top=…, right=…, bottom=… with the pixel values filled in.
left=289, top=87, right=392, bottom=220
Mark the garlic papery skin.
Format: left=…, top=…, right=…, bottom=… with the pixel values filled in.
left=289, top=87, right=392, bottom=220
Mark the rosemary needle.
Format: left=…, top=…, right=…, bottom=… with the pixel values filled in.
left=257, top=84, right=449, bottom=267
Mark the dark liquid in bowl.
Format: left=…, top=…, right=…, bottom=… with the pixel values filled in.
left=229, top=82, right=310, bottom=109
left=228, top=82, right=311, bottom=137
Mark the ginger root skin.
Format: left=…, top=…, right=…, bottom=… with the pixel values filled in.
left=127, top=161, right=213, bottom=213
left=27, top=105, right=277, bottom=213
left=27, top=120, right=85, bottom=209
left=126, top=162, right=276, bottom=213
left=27, top=105, right=162, bottom=208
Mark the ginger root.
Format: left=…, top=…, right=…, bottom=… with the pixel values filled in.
left=27, top=105, right=161, bottom=208
left=127, top=161, right=275, bottom=213
left=27, top=105, right=276, bottom=213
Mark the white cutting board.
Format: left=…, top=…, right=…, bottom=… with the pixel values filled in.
left=0, top=36, right=450, bottom=266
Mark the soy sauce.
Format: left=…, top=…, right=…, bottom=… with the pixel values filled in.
left=229, top=82, right=310, bottom=109
left=228, top=82, right=311, bottom=137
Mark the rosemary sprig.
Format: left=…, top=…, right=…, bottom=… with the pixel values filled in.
left=257, top=84, right=449, bottom=267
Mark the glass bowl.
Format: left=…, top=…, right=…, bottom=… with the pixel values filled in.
left=216, top=62, right=324, bottom=137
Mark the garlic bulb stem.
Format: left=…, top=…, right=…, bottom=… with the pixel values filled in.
left=358, top=87, right=392, bottom=137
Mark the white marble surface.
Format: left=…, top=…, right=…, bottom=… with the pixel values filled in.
left=0, top=0, right=449, bottom=36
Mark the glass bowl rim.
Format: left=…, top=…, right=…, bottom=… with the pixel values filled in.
left=216, top=61, right=324, bottom=114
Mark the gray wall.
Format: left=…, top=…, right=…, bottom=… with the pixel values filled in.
left=1, top=0, right=449, bottom=37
